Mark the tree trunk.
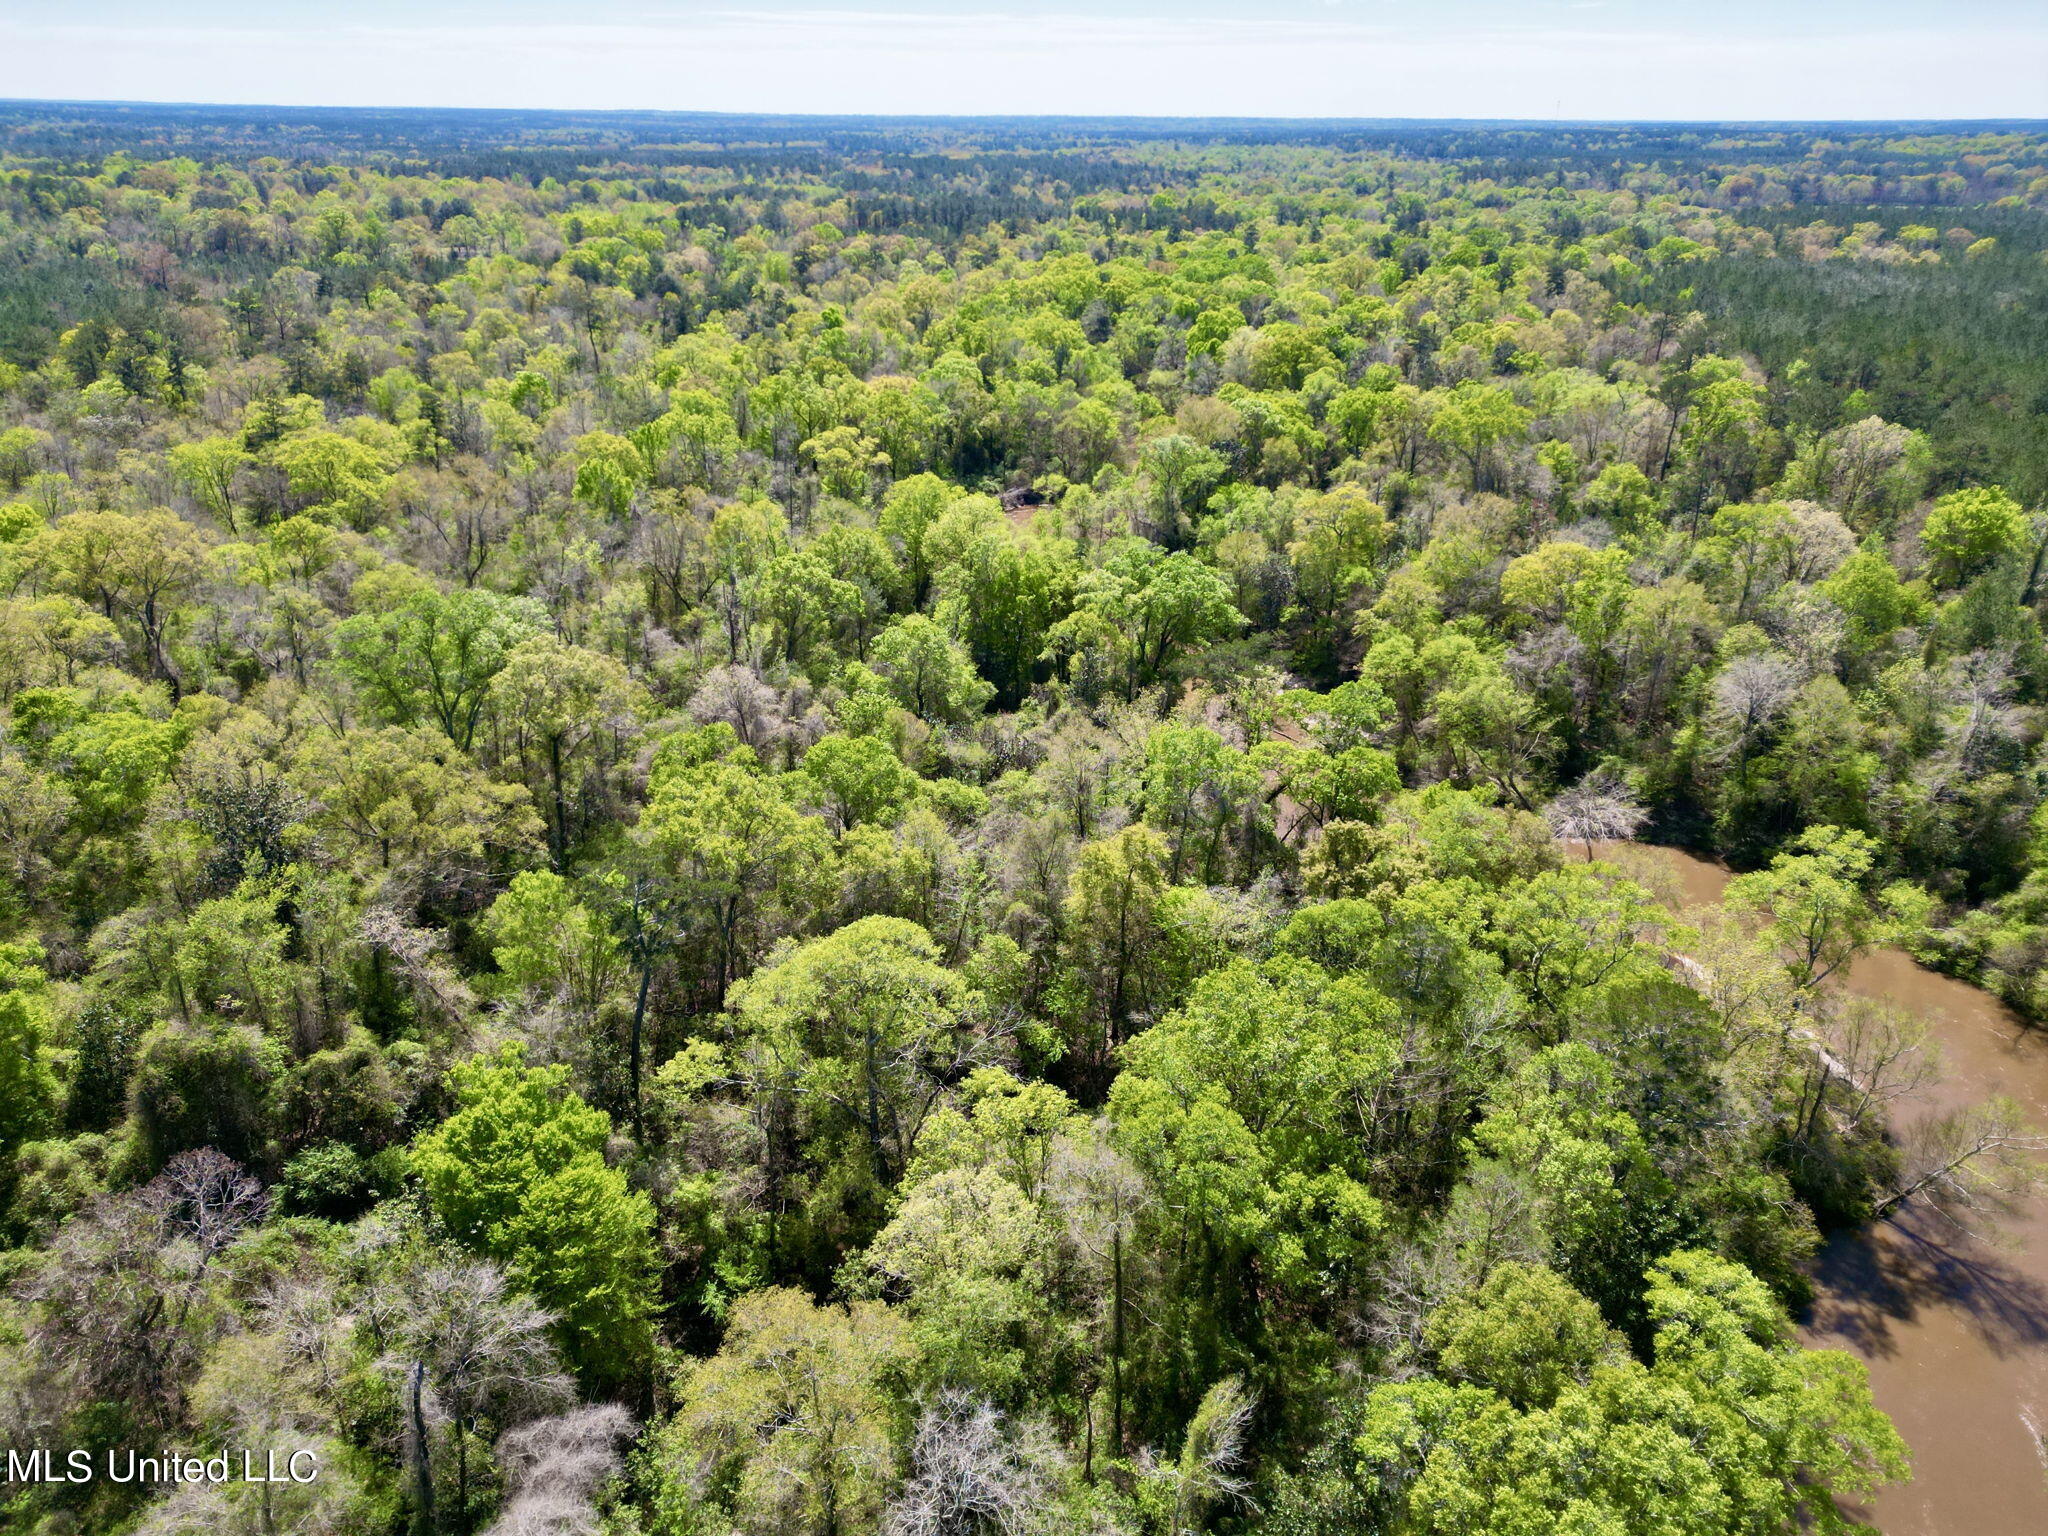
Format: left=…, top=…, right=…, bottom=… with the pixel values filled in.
left=547, top=734, right=568, bottom=873
left=630, top=956, right=652, bottom=1135
left=1111, top=1226, right=1126, bottom=1457
left=407, top=1360, right=435, bottom=1536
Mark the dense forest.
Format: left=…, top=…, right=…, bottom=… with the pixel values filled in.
left=0, top=104, right=2045, bottom=1536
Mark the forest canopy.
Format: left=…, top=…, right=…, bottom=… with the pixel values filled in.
left=0, top=104, right=2042, bottom=1536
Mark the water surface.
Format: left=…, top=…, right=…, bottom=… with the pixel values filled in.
left=1618, top=844, right=2048, bottom=1535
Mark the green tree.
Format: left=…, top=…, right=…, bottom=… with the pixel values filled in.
left=1428, top=382, right=1531, bottom=490
left=870, top=614, right=994, bottom=725
left=1920, top=485, right=2028, bottom=586
left=411, top=1046, right=658, bottom=1388
left=1058, top=825, right=1172, bottom=1077
left=729, top=916, right=984, bottom=1200
left=650, top=1286, right=911, bottom=1536
left=1425, top=1261, right=1617, bottom=1409
left=486, top=634, right=639, bottom=871
left=1050, top=543, right=1243, bottom=700
left=806, top=730, right=918, bottom=822
left=0, top=939, right=59, bottom=1170
left=482, top=869, right=623, bottom=1021
left=166, top=436, right=252, bottom=532
left=331, top=586, right=546, bottom=750
left=571, top=430, right=646, bottom=519
left=878, top=472, right=955, bottom=610
left=1113, top=956, right=1396, bottom=1311
left=269, top=428, right=392, bottom=528
left=29, top=509, right=208, bottom=687
left=1141, top=722, right=1262, bottom=883
left=1355, top=1251, right=1906, bottom=1536
left=291, top=724, right=543, bottom=878
left=1725, top=824, right=1895, bottom=991
left=635, top=752, right=834, bottom=1002
left=1140, top=433, right=1226, bottom=539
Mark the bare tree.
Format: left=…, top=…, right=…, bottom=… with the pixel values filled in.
left=1784, top=499, right=1857, bottom=583
left=885, top=1392, right=1043, bottom=1536
left=1711, top=652, right=1797, bottom=757
left=1880, top=1097, right=2046, bottom=1229
left=1542, top=772, right=1647, bottom=861
left=688, top=662, right=788, bottom=755
left=1943, top=649, right=2021, bottom=776
left=1367, top=1161, right=1545, bottom=1365
left=483, top=1404, right=637, bottom=1536
left=14, top=1151, right=267, bottom=1431
left=1048, top=1128, right=1149, bottom=1471
left=1152, top=1375, right=1257, bottom=1536
left=358, top=905, right=478, bottom=1030
left=378, top=1261, right=575, bottom=1528
left=147, top=1147, right=271, bottom=1256
left=1806, top=997, right=1934, bottom=1144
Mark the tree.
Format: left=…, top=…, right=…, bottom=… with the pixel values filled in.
left=634, top=752, right=834, bottom=1004
left=652, top=1286, right=912, bottom=1536
left=269, top=428, right=392, bottom=528
left=802, top=424, right=890, bottom=501
left=1497, top=541, right=1630, bottom=651
left=1139, top=434, right=1225, bottom=540
left=872, top=614, right=994, bottom=726
left=1151, top=1375, right=1256, bottom=1536
left=377, top=1259, right=574, bottom=1528
left=730, top=916, right=986, bottom=1198
left=483, top=1404, right=637, bottom=1536
left=758, top=550, right=860, bottom=672
left=1424, top=1261, right=1617, bottom=1410
left=29, top=509, right=208, bottom=687
left=880, top=473, right=956, bottom=610
left=1821, top=543, right=1926, bottom=651
left=332, top=586, right=547, bottom=750
left=1542, top=773, right=1647, bottom=861
left=883, top=1392, right=1046, bottom=1536
left=931, top=528, right=1070, bottom=708
left=1920, top=485, right=2027, bottom=586
left=1058, top=825, right=1171, bottom=1078
left=411, top=1046, right=658, bottom=1389
left=854, top=1165, right=1056, bottom=1404
left=1428, top=382, right=1530, bottom=490
left=1725, top=824, right=1891, bottom=992
left=1880, top=1096, right=2044, bottom=1227
left=0, top=938, right=58, bottom=1167
left=292, top=725, right=542, bottom=885
left=127, top=1021, right=281, bottom=1172
left=16, top=1150, right=267, bottom=1433
left=487, top=634, right=639, bottom=871
left=1049, top=543, right=1243, bottom=700
left=1111, top=958, right=1395, bottom=1328
left=1354, top=1251, right=1906, bottom=1536
left=570, top=430, right=646, bottom=519
left=482, top=869, right=623, bottom=1023
left=167, top=436, right=252, bottom=532
left=1699, top=500, right=1797, bottom=618
left=1287, top=485, right=1389, bottom=676
left=799, top=732, right=921, bottom=830
left=1140, top=723, right=1261, bottom=883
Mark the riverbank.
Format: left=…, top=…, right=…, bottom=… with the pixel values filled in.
left=1617, top=843, right=2048, bottom=1535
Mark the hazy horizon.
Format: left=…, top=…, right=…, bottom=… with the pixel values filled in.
left=1, top=1, right=2043, bottom=121
left=2, top=98, right=2044, bottom=128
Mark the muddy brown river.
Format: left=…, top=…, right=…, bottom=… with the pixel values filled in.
left=1616, top=844, right=2048, bottom=1535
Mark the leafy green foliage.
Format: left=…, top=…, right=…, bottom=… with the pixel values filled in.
left=412, top=1046, right=657, bottom=1388
left=7, top=105, right=2042, bottom=1536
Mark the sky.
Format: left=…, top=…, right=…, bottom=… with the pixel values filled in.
left=0, top=1, right=2042, bottom=122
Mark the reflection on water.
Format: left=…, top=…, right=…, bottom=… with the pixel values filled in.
left=1617, top=844, right=2048, bottom=1536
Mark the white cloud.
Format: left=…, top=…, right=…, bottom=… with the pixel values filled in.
left=1, top=10, right=2042, bottom=118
